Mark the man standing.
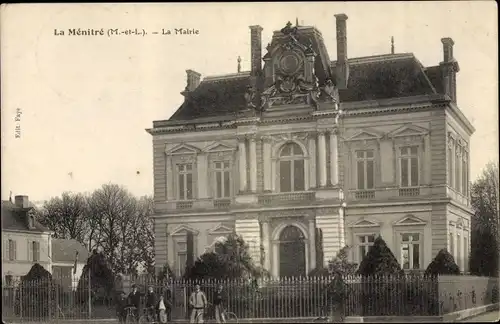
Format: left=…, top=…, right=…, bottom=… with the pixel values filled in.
left=116, top=291, right=128, bottom=323
left=145, top=286, right=157, bottom=322
left=164, top=282, right=173, bottom=322
left=213, top=284, right=226, bottom=323
left=127, top=284, right=142, bottom=322
left=189, top=284, right=207, bottom=323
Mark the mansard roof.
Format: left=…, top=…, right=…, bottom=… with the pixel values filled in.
left=166, top=53, right=438, bottom=123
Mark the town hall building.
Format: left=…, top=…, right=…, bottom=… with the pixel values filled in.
left=147, top=14, right=475, bottom=278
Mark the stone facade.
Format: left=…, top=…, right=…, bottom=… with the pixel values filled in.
left=147, top=14, right=475, bottom=278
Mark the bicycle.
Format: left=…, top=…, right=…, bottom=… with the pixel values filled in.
left=313, top=305, right=331, bottom=322
left=313, top=304, right=345, bottom=323
left=138, top=306, right=158, bottom=324
left=195, top=302, right=239, bottom=323
left=124, top=306, right=138, bottom=324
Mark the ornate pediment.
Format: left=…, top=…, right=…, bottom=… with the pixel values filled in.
left=203, top=141, right=235, bottom=153
left=387, top=124, right=429, bottom=139
left=347, top=217, right=381, bottom=228
left=393, top=215, right=427, bottom=226
left=170, top=224, right=199, bottom=237
left=208, top=223, right=234, bottom=235
left=344, top=129, right=383, bottom=142
left=166, top=143, right=200, bottom=155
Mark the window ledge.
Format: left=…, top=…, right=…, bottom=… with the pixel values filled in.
left=258, top=191, right=315, bottom=205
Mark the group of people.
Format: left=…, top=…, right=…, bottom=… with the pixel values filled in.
left=116, top=284, right=173, bottom=323
left=116, top=283, right=227, bottom=324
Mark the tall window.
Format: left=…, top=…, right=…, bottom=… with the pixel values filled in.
left=31, top=241, right=40, bottom=262
left=358, top=234, right=375, bottom=261
left=177, top=252, right=187, bottom=277
left=464, top=236, right=468, bottom=272
left=214, top=161, right=231, bottom=198
left=400, top=146, right=419, bottom=187
left=457, top=233, right=462, bottom=271
left=455, top=147, right=461, bottom=192
left=356, top=150, right=375, bottom=190
left=279, top=143, right=305, bottom=192
left=448, top=143, right=453, bottom=186
left=177, top=164, right=193, bottom=200
left=401, top=233, right=420, bottom=269
left=8, top=239, right=16, bottom=261
left=462, top=154, right=468, bottom=196
left=449, top=232, right=454, bottom=258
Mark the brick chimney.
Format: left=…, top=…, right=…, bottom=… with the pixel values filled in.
left=14, top=195, right=30, bottom=209
left=439, top=37, right=460, bottom=103
left=185, top=69, right=201, bottom=92
left=249, top=25, right=263, bottom=81
left=335, top=13, right=349, bottom=89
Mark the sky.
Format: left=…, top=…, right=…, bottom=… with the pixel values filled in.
left=1, top=2, right=498, bottom=202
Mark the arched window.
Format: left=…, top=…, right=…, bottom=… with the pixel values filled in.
left=278, top=143, right=305, bottom=192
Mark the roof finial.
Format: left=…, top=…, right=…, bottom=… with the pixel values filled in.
left=237, top=56, right=241, bottom=73
left=9, top=191, right=12, bottom=202
left=296, top=17, right=299, bottom=27
left=391, top=36, right=395, bottom=54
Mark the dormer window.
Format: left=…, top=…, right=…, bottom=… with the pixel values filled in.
left=28, top=215, right=35, bottom=229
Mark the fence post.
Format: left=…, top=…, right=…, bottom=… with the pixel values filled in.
left=20, top=281, right=23, bottom=319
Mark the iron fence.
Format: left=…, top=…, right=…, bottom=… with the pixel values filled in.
left=2, top=274, right=498, bottom=322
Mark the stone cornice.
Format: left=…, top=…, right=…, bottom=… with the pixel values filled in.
left=147, top=94, right=451, bottom=136
left=447, top=102, right=475, bottom=135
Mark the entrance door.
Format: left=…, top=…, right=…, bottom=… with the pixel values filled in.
left=279, top=225, right=306, bottom=277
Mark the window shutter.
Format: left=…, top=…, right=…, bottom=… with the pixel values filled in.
left=28, top=240, right=33, bottom=261
left=3, top=240, right=8, bottom=260
left=36, top=241, right=40, bottom=261
left=13, top=241, right=17, bottom=260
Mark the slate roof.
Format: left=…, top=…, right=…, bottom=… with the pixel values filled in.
left=52, top=238, right=90, bottom=263
left=1, top=200, right=50, bottom=233
left=167, top=53, right=439, bottom=122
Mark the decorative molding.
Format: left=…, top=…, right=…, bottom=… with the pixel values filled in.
left=344, top=129, right=384, bottom=143
left=207, top=223, right=234, bottom=235
left=387, top=124, right=429, bottom=139
left=392, top=214, right=427, bottom=227
left=260, top=209, right=313, bottom=219
left=347, top=217, right=381, bottom=228
left=315, top=207, right=338, bottom=216
left=170, top=224, right=199, bottom=236
left=166, top=143, right=201, bottom=155
left=203, top=141, right=236, bottom=153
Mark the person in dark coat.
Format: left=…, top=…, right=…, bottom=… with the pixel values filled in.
left=127, top=284, right=142, bottom=321
left=163, top=282, right=173, bottom=322
left=145, top=286, right=157, bottom=321
left=116, top=291, right=128, bottom=323
left=213, top=284, right=226, bottom=323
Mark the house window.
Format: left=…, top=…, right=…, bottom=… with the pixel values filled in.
left=177, top=164, right=193, bottom=200
left=448, top=144, right=453, bottom=186
left=358, top=234, right=375, bottom=262
left=400, top=146, right=419, bottom=187
left=177, top=252, right=187, bottom=277
left=5, top=275, right=13, bottom=286
left=8, top=239, right=16, bottom=261
left=356, top=150, right=375, bottom=190
left=457, top=233, right=462, bottom=270
left=31, top=241, right=40, bottom=262
left=401, top=233, right=420, bottom=270
left=464, top=236, right=468, bottom=272
left=214, top=161, right=231, bottom=198
left=278, top=143, right=305, bottom=192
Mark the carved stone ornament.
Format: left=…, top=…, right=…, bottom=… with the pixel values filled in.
left=320, top=78, right=339, bottom=104
left=245, top=86, right=267, bottom=112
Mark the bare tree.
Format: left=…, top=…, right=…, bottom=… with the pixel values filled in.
left=36, top=192, right=90, bottom=245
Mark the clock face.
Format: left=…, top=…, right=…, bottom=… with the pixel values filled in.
left=279, top=51, right=302, bottom=75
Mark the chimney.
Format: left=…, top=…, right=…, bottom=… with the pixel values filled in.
left=439, top=37, right=460, bottom=103
left=249, top=25, right=263, bottom=80
left=335, top=14, right=349, bottom=89
left=185, top=69, right=201, bottom=92
left=14, top=195, right=29, bottom=209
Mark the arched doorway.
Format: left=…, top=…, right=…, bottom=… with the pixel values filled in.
left=279, top=225, right=306, bottom=277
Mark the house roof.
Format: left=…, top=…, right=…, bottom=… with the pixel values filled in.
left=166, top=53, right=438, bottom=122
left=52, top=238, right=89, bottom=263
left=1, top=200, right=50, bottom=233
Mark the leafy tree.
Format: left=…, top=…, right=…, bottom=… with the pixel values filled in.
left=357, top=236, right=403, bottom=276
left=470, top=162, right=499, bottom=277
left=36, top=192, right=90, bottom=246
left=308, top=245, right=358, bottom=277
left=425, top=248, right=460, bottom=276
left=185, top=234, right=261, bottom=280
left=157, top=262, right=176, bottom=282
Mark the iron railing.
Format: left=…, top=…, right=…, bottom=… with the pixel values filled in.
left=2, top=274, right=498, bottom=322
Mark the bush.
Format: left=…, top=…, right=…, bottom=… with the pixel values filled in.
left=14, top=263, right=63, bottom=319
left=425, top=249, right=460, bottom=276
left=76, top=250, right=115, bottom=304
left=357, top=236, right=403, bottom=276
